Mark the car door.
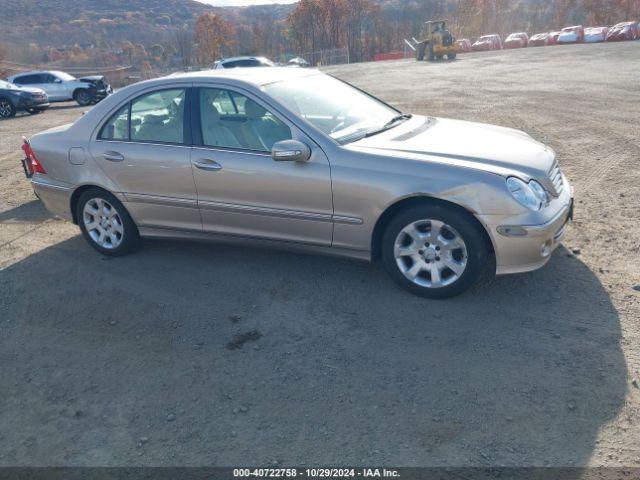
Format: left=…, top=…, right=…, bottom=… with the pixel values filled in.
left=41, top=73, right=66, bottom=100
left=89, top=87, right=201, bottom=232
left=191, top=85, right=333, bottom=246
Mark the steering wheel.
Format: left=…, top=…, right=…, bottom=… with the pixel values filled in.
left=330, top=108, right=348, bottom=133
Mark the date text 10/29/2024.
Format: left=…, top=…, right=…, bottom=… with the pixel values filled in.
left=233, top=468, right=400, bottom=478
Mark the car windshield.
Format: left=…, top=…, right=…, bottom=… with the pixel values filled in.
left=0, top=80, right=16, bottom=89
left=263, top=74, right=405, bottom=144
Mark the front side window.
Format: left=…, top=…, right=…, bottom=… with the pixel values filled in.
left=199, top=88, right=291, bottom=151
left=263, top=74, right=401, bottom=144
left=131, top=89, right=186, bottom=144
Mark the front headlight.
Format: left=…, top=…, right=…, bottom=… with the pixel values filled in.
left=506, top=177, right=548, bottom=211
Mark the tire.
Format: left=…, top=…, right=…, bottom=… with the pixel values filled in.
left=436, top=54, right=444, bottom=60
left=447, top=53, right=457, bottom=60
left=76, top=189, right=140, bottom=256
left=381, top=204, right=492, bottom=299
left=74, top=89, right=92, bottom=106
left=428, top=44, right=436, bottom=61
left=0, top=98, right=16, bottom=118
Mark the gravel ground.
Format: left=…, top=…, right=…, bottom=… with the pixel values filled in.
left=1, top=41, right=639, bottom=467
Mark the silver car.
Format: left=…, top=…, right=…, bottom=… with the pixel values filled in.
left=8, top=71, right=112, bottom=106
left=22, top=68, right=573, bottom=298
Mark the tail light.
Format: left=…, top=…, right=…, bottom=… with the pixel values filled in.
left=21, top=137, right=46, bottom=176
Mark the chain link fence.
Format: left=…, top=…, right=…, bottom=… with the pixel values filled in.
left=275, top=47, right=350, bottom=67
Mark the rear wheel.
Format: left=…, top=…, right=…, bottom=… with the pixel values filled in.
left=381, top=205, right=492, bottom=298
left=0, top=98, right=16, bottom=118
left=76, top=189, right=140, bottom=256
left=74, top=89, right=92, bottom=106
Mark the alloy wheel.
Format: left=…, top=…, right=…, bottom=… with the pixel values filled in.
left=76, top=90, right=91, bottom=106
left=394, top=219, right=468, bottom=288
left=82, top=198, right=124, bottom=249
left=0, top=99, right=14, bottom=118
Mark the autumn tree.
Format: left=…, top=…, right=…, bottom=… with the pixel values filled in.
left=195, top=12, right=235, bottom=66
left=174, top=26, right=194, bottom=70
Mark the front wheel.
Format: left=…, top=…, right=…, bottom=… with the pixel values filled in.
left=76, top=189, right=140, bottom=256
left=0, top=98, right=16, bottom=118
left=74, top=89, right=93, bottom=106
left=381, top=205, right=492, bottom=298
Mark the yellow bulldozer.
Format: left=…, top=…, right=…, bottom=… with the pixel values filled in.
left=415, top=20, right=459, bottom=61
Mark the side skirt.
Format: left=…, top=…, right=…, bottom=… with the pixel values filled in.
left=137, top=226, right=372, bottom=262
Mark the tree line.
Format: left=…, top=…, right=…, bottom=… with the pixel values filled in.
left=1, top=0, right=638, bottom=77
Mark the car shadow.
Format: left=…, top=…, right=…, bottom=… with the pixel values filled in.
left=0, top=234, right=626, bottom=467
left=0, top=199, right=53, bottom=223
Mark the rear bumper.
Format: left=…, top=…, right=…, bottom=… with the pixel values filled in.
left=31, top=177, right=74, bottom=221
left=478, top=179, right=574, bottom=275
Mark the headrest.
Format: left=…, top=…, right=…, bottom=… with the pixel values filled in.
left=143, top=114, right=166, bottom=125
left=245, top=100, right=267, bottom=119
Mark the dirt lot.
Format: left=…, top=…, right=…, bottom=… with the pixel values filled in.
left=1, top=42, right=639, bottom=467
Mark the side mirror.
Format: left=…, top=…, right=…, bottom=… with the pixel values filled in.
left=271, top=139, right=311, bottom=162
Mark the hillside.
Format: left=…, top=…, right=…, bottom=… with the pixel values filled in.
left=0, top=0, right=293, bottom=49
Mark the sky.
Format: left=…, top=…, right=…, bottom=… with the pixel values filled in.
left=197, top=0, right=297, bottom=5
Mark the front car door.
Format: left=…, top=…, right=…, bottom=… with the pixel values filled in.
left=190, top=84, right=333, bottom=246
left=89, top=87, right=201, bottom=232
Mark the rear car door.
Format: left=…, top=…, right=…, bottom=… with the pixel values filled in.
left=190, top=85, right=333, bottom=246
left=89, top=87, right=201, bottom=232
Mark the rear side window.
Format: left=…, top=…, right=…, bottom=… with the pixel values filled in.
left=131, top=89, right=186, bottom=144
left=98, top=88, right=187, bottom=144
left=14, top=74, right=41, bottom=84
left=99, top=104, right=129, bottom=140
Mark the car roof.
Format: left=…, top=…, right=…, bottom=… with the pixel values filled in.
left=218, top=56, right=271, bottom=63
left=11, top=70, right=69, bottom=77
left=167, top=67, right=320, bottom=87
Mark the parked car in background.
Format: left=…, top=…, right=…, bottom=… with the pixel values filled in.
left=213, top=56, right=276, bottom=69
left=456, top=38, right=472, bottom=53
left=0, top=79, right=49, bottom=118
left=557, top=26, right=585, bottom=44
left=472, top=34, right=502, bottom=51
left=7, top=71, right=112, bottom=107
left=584, top=27, right=609, bottom=43
left=529, top=33, right=551, bottom=47
left=504, top=32, right=529, bottom=49
left=21, top=68, right=573, bottom=298
left=606, top=21, right=640, bottom=41
left=287, top=57, right=310, bottom=67
left=549, top=31, right=563, bottom=44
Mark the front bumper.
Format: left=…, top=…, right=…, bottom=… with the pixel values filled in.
left=92, top=85, right=113, bottom=102
left=17, top=97, right=50, bottom=111
left=478, top=179, right=574, bottom=275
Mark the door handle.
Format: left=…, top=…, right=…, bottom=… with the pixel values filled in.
left=102, top=151, right=124, bottom=162
left=194, top=159, right=222, bottom=171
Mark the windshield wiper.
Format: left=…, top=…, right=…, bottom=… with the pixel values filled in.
left=364, top=113, right=412, bottom=138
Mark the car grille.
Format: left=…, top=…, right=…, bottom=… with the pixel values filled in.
left=548, top=162, right=564, bottom=196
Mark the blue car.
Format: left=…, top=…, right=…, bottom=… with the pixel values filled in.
left=0, top=79, right=49, bottom=118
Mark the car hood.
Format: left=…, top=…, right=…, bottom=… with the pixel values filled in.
left=17, top=86, right=47, bottom=95
left=79, top=75, right=105, bottom=82
left=346, top=116, right=555, bottom=180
